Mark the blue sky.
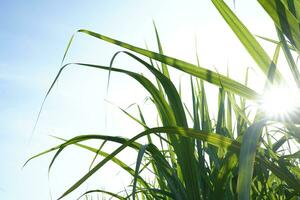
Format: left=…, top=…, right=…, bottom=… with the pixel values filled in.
left=0, top=0, right=279, bottom=199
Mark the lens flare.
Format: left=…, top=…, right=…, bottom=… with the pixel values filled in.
left=259, top=86, right=300, bottom=119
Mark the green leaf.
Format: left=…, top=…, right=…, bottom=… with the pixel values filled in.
left=211, top=0, right=282, bottom=81
left=64, top=29, right=258, bottom=100
left=258, top=0, right=300, bottom=52
left=132, top=145, right=148, bottom=200
left=237, top=120, right=265, bottom=200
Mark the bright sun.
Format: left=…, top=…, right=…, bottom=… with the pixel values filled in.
left=259, top=86, right=300, bottom=119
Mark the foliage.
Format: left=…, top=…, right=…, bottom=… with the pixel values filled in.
left=26, top=0, right=300, bottom=199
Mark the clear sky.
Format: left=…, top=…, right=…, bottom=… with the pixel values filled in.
left=0, top=0, right=280, bottom=199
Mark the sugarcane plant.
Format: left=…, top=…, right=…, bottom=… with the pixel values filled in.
left=25, top=0, right=300, bottom=199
